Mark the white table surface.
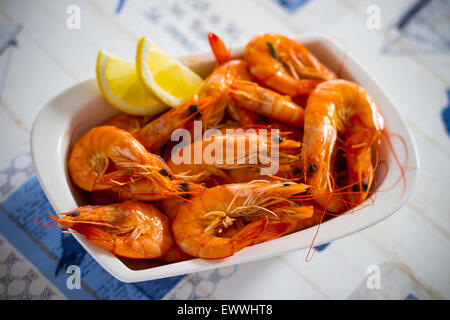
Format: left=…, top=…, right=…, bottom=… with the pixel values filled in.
left=0, top=0, right=449, bottom=299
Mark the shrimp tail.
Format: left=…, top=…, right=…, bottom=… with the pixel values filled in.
left=232, top=216, right=269, bottom=252
left=254, top=221, right=291, bottom=244
left=208, top=32, right=232, bottom=65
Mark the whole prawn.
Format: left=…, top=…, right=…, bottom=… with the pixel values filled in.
left=51, top=201, right=174, bottom=259
left=167, top=130, right=301, bottom=183
left=172, top=180, right=314, bottom=259
left=302, top=79, right=384, bottom=212
left=244, top=33, right=336, bottom=96
left=209, top=34, right=307, bottom=127
left=207, top=32, right=259, bottom=126
left=69, top=125, right=184, bottom=198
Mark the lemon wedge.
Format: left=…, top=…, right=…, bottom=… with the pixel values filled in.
left=136, top=36, right=204, bottom=106
left=96, top=50, right=168, bottom=116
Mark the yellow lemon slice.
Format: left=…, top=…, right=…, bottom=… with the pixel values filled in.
left=136, top=36, right=204, bottom=106
left=96, top=50, right=168, bottom=116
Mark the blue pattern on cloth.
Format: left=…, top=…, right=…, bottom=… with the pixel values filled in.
left=55, top=232, right=87, bottom=277
left=442, top=89, right=450, bottom=135
left=314, top=242, right=331, bottom=252
left=273, top=0, right=309, bottom=12
left=0, top=176, right=183, bottom=299
left=115, top=0, right=127, bottom=14
left=405, top=293, right=418, bottom=300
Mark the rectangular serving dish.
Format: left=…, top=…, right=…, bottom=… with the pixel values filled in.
left=31, top=34, right=418, bottom=283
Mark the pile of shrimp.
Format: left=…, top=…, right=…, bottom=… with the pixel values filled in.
left=46, top=33, right=387, bottom=262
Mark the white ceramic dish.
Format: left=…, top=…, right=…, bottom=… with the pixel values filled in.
left=31, top=34, right=418, bottom=283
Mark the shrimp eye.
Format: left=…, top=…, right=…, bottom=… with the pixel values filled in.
left=188, top=104, right=198, bottom=114
left=282, top=180, right=291, bottom=187
left=361, top=183, right=369, bottom=192
left=159, top=168, right=169, bottom=176
left=295, top=201, right=304, bottom=206
left=69, top=211, right=80, bottom=217
left=180, top=182, right=189, bottom=191
left=308, top=163, right=317, bottom=175
left=193, top=111, right=202, bottom=119
left=293, top=167, right=302, bottom=175
left=180, top=194, right=190, bottom=199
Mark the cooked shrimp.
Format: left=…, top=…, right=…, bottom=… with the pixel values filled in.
left=51, top=201, right=173, bottom=259
left=68, top=126, right=182, bottom=196
left=207, top=32, right=258, bottom=126
left=172, top=180, right=312, bottom=259
left=244, top=33, right=336, bottom=95
left=229, top=80, right=305, bottom=126
left=302, top=79, right=384, bottom=212
left=199, top=60, right=253, bottom=128
left=167, top=130, right=301, bottom=183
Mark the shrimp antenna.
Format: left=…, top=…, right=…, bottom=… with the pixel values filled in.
left=33, top=216, right=65, bottom=229
left=382, top=130, right=408, bottom=196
